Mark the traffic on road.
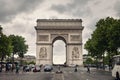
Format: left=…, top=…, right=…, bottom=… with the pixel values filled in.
left=0, top=65, right=114, bottom=80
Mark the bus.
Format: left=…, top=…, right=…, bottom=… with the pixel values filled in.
left=112, top=55, right=120, bottom=78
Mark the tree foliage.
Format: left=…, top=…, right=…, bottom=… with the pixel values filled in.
left=0, top=34, right=13, bottom=61
left=0, top=26, right=13, bottom=62
left=84, top=17, right=120, bottom=67
left=0, top=25, right=3, bottom=35
left=9, top=35, right=28, bottom=58
left=0, top=26, right=28, bottom=71
left=85, top=58, right=93, bottom=64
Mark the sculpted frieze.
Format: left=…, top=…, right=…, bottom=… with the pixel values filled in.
left=39, top=47, right=47, bottom=59
left=38, top=35, right=49, bottom=41
left=70, top=35, right=80, bottom=41
left=72, top=47, right=79, bottom=59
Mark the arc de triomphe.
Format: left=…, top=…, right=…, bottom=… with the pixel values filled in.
left=35, top=19, right=84, bottom=66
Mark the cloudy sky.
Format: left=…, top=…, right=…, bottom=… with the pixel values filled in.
left=0, top=0, right=120, bottom=64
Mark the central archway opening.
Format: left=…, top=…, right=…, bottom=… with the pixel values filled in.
left=53, top=38, right=66, bottom=65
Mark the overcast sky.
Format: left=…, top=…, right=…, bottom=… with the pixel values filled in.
left=0, top=0, right=120, bottom=63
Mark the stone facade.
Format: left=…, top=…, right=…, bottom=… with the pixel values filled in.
left=35, top=19, right=84, bottom=66
left=17, top=55, right=36, bottom=63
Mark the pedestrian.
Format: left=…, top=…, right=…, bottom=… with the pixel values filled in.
left=0, top=64, right=2, bottom=72
left=16, top=64, right=19, bottom=73
left=11, top=64, right=14, bottom=72
left=23, top=66, right=26, bottom=72
left=5, top=63, right=8, bottom=72
left=87, top=65, right=90, bottom=73
left=115, top=72, right=120, bottom=80
left=58, top=65, right=60, bottom=70
left=74, top=65, right=77, bottom=72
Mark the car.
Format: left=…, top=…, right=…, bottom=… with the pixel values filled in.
left=69, top=64, right=76, bottom=67
left=23, top=65, right=27, bottom=71
left=44, top=65, right=53, bottom=72
left=33, top=65, right=41, bottom=72
left=29, top=64, right=35, bottom=68
left=0, top=66, right=2, bottom=72
left=23, top=65, right=31, bottom=72
left=56, top=70, right=63, bottom=74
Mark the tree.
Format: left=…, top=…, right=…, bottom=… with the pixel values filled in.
left=0, top=26, right=13, bottom=71
left=85, top=58, right=93, bottom=65
left=96, top=17, right=120, bottom=69
left=9, top=35, right=28, bottom=66
left=85, top=17, right=120, bottom=70
left=0, top=34, right=13, bottom=71
left=0, top=25, right=3, bottom=35
left=0, top=34, right=13, bottom=60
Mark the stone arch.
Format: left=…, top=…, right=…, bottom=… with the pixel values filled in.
left=52, top=36, right=67, bottom=44
left=52, top=36, right=67, bottom=64
left=35, top=19, right=84, bottom=66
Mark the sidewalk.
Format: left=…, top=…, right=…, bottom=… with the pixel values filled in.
left=91, top=68, right=112, bottom=73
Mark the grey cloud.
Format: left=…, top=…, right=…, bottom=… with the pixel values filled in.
left=51, top=5, right=67, bottom=13
left=92, top=0, right=101, bottom=5
left=50, top=16, right=58, bottom=19
left=0, top=0, right=43, bottom=23
left=82, top=18, right=100, bottom=43
left=50, top=0, right=92, bottom=17
left=72, top=7, right=92, bottom=17
left=87, top=18, right=99, bottom=30
left=114, top=0, right=120, bottom=17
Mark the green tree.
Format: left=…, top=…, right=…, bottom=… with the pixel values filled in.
left=85, top=17, right=120, bottom=70
left=9, top=35, right=28, bottom=66
left=96, top=17, right=120, bottom=69
left=85, top=58, right=93, bottom=65
left=28, top=61, right=35, bottom=65
left=0, top=25, right=3, bottom=35
left=0, top=34, right=13, bottom=71
left=0, top=26, right=13, bottom=71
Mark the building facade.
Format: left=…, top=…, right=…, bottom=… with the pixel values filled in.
left=35, top=19, right=84, bottom=66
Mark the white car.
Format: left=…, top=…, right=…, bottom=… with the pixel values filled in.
left=33, top=65, right=41, bottom=72
left=69, top=64, right=76, bottom=67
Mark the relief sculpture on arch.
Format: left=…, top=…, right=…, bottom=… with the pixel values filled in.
left=72, top=47, right=80, bottom=59
left=39, top=47, right=47, bottom=59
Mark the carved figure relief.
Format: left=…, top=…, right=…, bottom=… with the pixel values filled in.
left=72, top=47, right=79, bottom=59
left=39, top=47, right=47, bottom=58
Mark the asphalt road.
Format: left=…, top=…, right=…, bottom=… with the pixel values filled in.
left=0, top=67, right=114, bottom=80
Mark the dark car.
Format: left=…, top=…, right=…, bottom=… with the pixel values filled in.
left=23, top=65, right=31, bottom=72
left=44, top=65, right=53, bottom=72
left=33, top=65, right=41, bottom=72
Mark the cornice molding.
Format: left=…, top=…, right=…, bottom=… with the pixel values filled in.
left=36, top=19, right=82, bottom=22
left=35, top=19, right=84, bottom=30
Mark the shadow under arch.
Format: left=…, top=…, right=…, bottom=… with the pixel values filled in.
left=52, top=36, right=67, bottom=44
left=52, top=36, right=67, bottom=65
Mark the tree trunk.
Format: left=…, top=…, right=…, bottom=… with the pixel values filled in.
left=96, top=56, right=99, bottom=69
left=12, top=53, right=15, bottom=71
left=20, top=57, right=23, bottom=66
left=108, top=53, right=111, bottom=71
left=103, top=54, right=105, bottom=70
left=0, top=56, right=4, bottom=72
